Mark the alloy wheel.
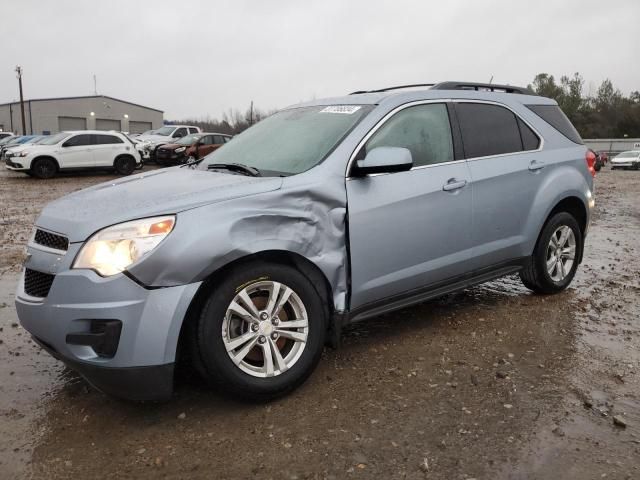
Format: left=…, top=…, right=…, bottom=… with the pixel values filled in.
left=546, top=225, right=576, bottom=281
left=222, top=281, right=309, bottom=378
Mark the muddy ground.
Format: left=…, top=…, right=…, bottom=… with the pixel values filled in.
left=0, top=166, right=638, bottom=480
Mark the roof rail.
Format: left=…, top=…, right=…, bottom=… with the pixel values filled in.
left=349, top=83, right=435, bottom=95
left=349, top=81, right=536, bottom=96
left=431, top=81, right=535, bottom=95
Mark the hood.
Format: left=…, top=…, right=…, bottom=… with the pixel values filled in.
left=6, top=144, right=47, bottom=154
left=36, top=167, right=283, bottom=242
left=156, top=143, right=185, bottom=151
left=137, top=134, right=174, bottom=143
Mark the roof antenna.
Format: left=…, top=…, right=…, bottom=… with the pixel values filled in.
left=489, top=75, right=494, bottom=84
left=93, top=74, right=98, bottom=95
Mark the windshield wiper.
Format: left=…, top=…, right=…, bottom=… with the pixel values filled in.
left=207, top=163, right=261, bottom=177
left=180, top=157, right=205, bottom=168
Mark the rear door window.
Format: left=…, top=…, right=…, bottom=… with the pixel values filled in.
left=213, top=135, right=227, bottom=145
left=525, top=104, right=583, bottom=144
left=365, top=103, right=454, bottom=167
left=188, top=127, right=199, bottom=134
left=94, top=134, right=123, bottom=145
left=455, top=103, right=523, bottom=158
left=62, top=134, right=92, bottom=147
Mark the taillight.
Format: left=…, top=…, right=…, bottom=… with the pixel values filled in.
left=585, top=150, right=596, bottom=177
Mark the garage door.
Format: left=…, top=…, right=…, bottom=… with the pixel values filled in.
left=129, top=121, right=152, bottom=134
left=96, top=119, right=121, bottom=131
left=58, top=116, right=87, bottom=131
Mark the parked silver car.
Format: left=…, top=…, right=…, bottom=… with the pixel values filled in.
left=610, top=150, right=640, bottom=170
left=15, top=82, right=595, bottom=401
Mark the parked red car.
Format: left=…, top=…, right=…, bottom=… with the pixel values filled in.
left=155, top=133, right=232, bottom=165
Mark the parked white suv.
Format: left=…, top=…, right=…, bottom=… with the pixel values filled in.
left=5, top=130, right=141, bottom=179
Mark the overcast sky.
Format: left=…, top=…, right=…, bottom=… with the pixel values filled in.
left=3, top=0, right=639, bottom=119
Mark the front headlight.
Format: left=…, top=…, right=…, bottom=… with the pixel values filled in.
left=17, top=151, right=29, bottom=157
left=73, top=216, right=175, bottom=276
left=175, top=147, right=186, bottom=153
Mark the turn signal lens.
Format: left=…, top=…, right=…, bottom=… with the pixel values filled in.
left=149, top=219, right=174, bottom=235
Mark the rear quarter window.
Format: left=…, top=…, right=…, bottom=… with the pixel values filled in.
left=525, top=104, right=583, bottom=145
left=517, top=118, right=540, bottom=151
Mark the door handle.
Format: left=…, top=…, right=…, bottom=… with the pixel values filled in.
left=528, top=160, right=545, bottom=171
left=442, top=178, right=467, bottom=192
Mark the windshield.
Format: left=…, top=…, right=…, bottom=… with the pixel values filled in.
left=0, top=136, right=14, bottom=145
left=153, top=126, right=175, bottom=136
left=39, top=132, right=70, bottom=145
left=199, top=105, right=372, bottom=175
left=176, top=133, right=202, bottom=145
left=616, top=151, right=640, bottom=158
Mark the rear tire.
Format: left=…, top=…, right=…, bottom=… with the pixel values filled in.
left=114, top=155, right=136, bottom=175
left=192, top=261, right=327, bottom=400
left=520, top=212, right=582, bottom=294
left=30, top=157, right=57, bottom=179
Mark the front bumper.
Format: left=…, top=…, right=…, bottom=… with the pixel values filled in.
left=15, top=243, right=201, bottom=401
left=156, top=150, right=186, bottom=163
left=5, top=157, right=28, bottom=170
left=33, top=336, right=175, bottom=401
left=611, top=161, right=638, bottom=168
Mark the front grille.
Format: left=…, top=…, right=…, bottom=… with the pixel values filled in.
left=34, top=229, right=69, bottom=251
left=24, top=268, right=55, bottom=298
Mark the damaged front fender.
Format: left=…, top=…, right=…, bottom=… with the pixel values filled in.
left=127, top=172, right=350, bottom=312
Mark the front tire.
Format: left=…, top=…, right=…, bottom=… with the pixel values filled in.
left=520, top=212, right=582, bottom=294
left=193, top=262, right=327, bottom=400
left=114, top=155, right=136, bottom=175
left=30, top=157, right=57, bottom=179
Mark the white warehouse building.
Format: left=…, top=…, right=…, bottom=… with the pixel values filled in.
left=0, top=95, right=164, bottom=135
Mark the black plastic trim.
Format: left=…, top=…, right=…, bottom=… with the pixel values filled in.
left=32, top=335, right=174, bottom=402
left=446, top=102, right=465, bottom=160
left=66, top=319, right=122, bottom=358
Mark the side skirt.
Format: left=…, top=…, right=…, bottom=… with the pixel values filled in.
left=342, top=257, right=528, bottom=326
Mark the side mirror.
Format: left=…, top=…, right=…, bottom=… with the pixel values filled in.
left=352, top=146, right=413, bottom=176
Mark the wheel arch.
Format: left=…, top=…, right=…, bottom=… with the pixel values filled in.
left=531, top=195, right=589, bottom=263
left=31, top=155, right=60, bottom=170
left=175, top=249, right=334, bottom=367
left=113, top=153, right=137, bottom=165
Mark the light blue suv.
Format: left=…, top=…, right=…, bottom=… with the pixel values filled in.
left=15, top=82, right=595, bottom=401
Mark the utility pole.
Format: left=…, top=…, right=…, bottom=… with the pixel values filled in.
left=15, top=66, right=26, bottom=135
left=93, top=74, right=97, bottom=95
left=249, top=100, right=254, bottom=126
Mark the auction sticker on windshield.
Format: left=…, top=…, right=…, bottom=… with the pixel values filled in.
left=320, top=105, right=362, bottom=114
